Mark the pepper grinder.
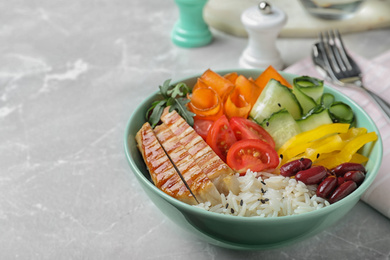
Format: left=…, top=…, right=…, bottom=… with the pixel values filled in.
left=171, top=0, right=213, bottom=48
left=239, top=2, right=287, bottom=70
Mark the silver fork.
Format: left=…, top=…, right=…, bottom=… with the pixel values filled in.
left=312, top=29, right=390, bottom=120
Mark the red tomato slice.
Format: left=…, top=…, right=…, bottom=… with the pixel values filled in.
left=226, top=139, right=279, bottom=175
left=229, top=117, right=276, bottom=148
left=206, top=115, right=237, bottom=162
left=193, top=119, right=214, bottom=140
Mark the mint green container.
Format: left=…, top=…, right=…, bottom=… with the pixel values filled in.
left=124, top=69, right=383, bottom=250
left=171, top=0, right=213, bottom=48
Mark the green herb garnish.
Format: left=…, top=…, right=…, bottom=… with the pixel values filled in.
left=146, top=79, right=195, bottom=128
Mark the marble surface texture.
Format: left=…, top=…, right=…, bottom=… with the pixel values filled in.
left=1, top=1, right=389, bottom=259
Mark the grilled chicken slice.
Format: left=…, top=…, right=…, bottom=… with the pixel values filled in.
left=136, top=122, right=197, bottom=205
left=161, top=108, right=240, bottom=195
left=154, top=123, right=221, bottom=205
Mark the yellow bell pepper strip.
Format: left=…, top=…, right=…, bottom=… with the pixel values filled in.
left=339, top=127, right=367, bottom=142
left=312, top=151, right=339, bottom=161
left=304, top=135, right=345, bottom=162
left=349, top=153, right=369, bottom=164
left=278, top=123, right=350, bottom=163
left=313, top=131, right=377, bottom=169
left=282, top=131, right=342, bottom=162
left=280, top=125, right=375, bottom=168
left=283, top=134, right=345, bottom=164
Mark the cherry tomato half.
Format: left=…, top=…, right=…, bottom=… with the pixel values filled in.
left=226, top=139, right=279, bottom=175
left=193, top=119, right=214, bottom=140
left=206, top=115, right=237, bottom=162
left=229, top=117, right=276, bottom=148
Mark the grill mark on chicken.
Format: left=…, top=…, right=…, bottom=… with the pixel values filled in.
left=154, top=123, right=221, bottom=204
left=135, top=122, right=197, bottom=205
left=160, top=109, right=238, bottom=195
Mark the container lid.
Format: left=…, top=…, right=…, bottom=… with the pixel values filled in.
left=241, top=1, right=287, bottom=29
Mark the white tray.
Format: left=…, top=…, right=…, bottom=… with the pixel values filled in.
left=204, top=0, right=390, bottom=38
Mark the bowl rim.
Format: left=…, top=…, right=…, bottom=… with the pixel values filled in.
left=124, top=68, right=383, bottom=221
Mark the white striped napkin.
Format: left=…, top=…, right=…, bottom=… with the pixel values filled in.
left=284, top=50, right=390, bottom=219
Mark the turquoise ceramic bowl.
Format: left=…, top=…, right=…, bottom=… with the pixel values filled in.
left=124, top=69, right=383, bottom=250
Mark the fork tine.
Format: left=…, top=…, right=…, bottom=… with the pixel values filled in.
left=314, top=30, right=390, bottom=120
left=333, top=30, right=353, bottom=71
left=328, top=30, right=348, bottom=73
left=317, top=31, right=339, bottom=82
left=325, top=30, right=344, bottom=74
left=334, top=30, right=352, bottom=70
left=335, top=30, right=363, bottom=78
left=321, top=31, right=342, bottom=75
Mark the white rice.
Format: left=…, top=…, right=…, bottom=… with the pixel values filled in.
left=194, top=170, right=330, bottom=217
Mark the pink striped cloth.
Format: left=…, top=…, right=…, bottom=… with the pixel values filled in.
left=284, top=50, right=390, bottom=218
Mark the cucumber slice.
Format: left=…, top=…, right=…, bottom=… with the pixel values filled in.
left=306, top=104, right=323, bottom=115
left=329, top=101, right=355, bottom=124
left=293, top=86, right=316, bottom=115
left=293, top=76, right=324, bottom=115
left=319, top=93, right=335, bottom=108
left=260, top=109, right=301, bottom=150
left=297, top=108, right=333, bottom=132
left=250, top=79, right=302, bottom=123
left=293, top=76, right=324, bottom=101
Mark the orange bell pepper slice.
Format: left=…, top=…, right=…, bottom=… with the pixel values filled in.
left=188, top=86, right=224, bottom=121
left=224, top=87, right=251, bottom=119
left=235, top=75, right=262, bottom=107
left=192, top=78, right=208, bottom=93
left=224, top=72, right=239, bottom=84
left=200, top=69, right=235, bottom=102
left=255, top=65, right=292, bottom=90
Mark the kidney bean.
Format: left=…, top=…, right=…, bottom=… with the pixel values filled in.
left=280, top=158, right=312, bottom=177
left=343, top=171, right=365, bottom=185
left=331, top=163, right=366, bottom=177
left=295, top=165, right=327, bottom=185
left=326, top=168, right=335, bottom=177
left=316, top=176, right=337, bottom=198
left=329, top=180, right=358, bottom=204
left=337, top=176, right=345, bottom=186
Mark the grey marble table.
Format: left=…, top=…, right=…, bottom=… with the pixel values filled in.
left=1, top=1, right=389, bottom=259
